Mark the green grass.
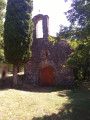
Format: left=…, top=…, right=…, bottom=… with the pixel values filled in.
left=0, top=75, right=90, bottom=120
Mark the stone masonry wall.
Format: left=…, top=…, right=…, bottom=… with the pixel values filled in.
left=24, top=14, right=74, bottom=86
left=24, top=38, right=74, bottom=86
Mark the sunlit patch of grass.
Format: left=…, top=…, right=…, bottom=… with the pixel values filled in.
left=0, top=88, right=70, bottom=120
left=0, top=79, right=90, bottom=120
left=7, top=72, right=24, bottom=77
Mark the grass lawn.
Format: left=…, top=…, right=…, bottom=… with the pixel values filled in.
left=0, top=75, right=90, bottom=120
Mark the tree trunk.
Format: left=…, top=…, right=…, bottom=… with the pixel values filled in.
left=13, top=65, right=18, bottom=85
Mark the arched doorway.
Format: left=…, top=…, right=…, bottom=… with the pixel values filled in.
left=41, top=67, right=54, bottom=86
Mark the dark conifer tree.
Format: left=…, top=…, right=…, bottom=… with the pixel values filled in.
left=4, top=0, right=33, bottom=85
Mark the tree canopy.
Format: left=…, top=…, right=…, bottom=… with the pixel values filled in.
left=0, top=0, right=6, bottom=62
left=57, top=0, right=90, bottom=81
left=4, top=0, right=33, bottom=84
left=0, top=0, right=6, bottom=34
left=4, top=0, right=33, bottom=65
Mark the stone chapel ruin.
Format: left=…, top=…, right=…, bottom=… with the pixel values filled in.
left=24, top=14, right=74, bottom=86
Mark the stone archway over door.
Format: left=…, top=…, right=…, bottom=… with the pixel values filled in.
left=41, top=67, right=54, bottom=86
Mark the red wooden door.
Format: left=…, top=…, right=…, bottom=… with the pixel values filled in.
left=41, top=67, right=54, bottom=86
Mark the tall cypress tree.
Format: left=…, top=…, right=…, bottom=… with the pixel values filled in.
left=0, top=0, right=6, bottom=62
left=4, top=0, right=33, bottom=85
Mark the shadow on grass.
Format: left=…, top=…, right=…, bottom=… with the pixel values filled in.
left=32, top=87, right=90, bottom=120
left=0, top=75, right=73, bottom=93
left=0, top=76, right=13, bottom=90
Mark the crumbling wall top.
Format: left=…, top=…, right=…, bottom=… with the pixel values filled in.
left=32, top=14, right=49, bottom=39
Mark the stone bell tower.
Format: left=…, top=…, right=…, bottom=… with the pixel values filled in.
left=32, top=14, right=49, bottom=39
left=24, top=14, right=74, bottom=86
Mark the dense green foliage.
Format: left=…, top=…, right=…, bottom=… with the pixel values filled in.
left=0, top=0, right=6, bottom=62
left=4, top=0, right=33, bottom=65
left=0, top=0, right=6, bottom=36
left=57, top=0, right=90, bottom=81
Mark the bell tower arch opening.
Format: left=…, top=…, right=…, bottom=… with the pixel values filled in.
left=32, top=14, right=49, bottom=39
left=36, top=20, right=43, bottom=38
